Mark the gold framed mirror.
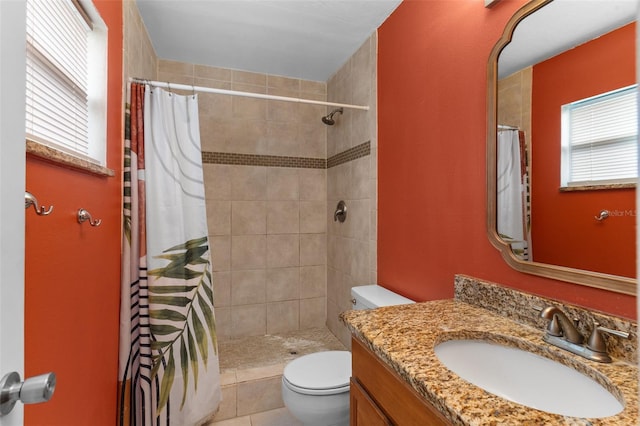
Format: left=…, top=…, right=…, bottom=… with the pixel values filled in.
left=486, top=0, right=636, bottom=295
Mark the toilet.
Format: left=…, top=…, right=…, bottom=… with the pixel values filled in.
left=282, top=285, right=414, bottom=426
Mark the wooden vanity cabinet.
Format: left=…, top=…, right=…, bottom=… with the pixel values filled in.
left=350, top=338, right=452, bottom=426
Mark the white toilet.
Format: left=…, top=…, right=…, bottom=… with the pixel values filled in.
left=281, top=285, right=414, bottom=426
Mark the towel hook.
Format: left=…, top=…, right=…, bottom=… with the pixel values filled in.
left=24, top=192, right=53, bottom=216
left=77, top=208, right=101, bottom=227
left=594, top=210, right=610, bottom=221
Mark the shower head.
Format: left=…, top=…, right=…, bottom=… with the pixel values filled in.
left=322, top=108, right=343, bottom=125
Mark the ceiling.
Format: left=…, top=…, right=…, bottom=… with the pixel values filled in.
left=499, top=0, right=636, bottom=78
left=136, top=0, right=402, bottom=82
left=136, top=0, right=636, bottom=83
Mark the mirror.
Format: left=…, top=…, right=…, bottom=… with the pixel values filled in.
left=487, top=0, right=636, bottom=295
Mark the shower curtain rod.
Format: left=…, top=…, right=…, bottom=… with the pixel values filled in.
left=129, top=78, right=370, bottom=111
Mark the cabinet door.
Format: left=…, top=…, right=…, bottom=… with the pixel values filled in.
left=350, top=378, right=392, bottom=426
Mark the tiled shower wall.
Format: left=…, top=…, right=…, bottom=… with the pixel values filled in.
left=157, top=60, right=330, bottom=340
left=124, top=1, right=378, bottom=346
left=326, top=35, right=378, bottom=348
left=123, top=1, right=157, bottom=88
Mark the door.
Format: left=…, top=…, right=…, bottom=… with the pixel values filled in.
left=0, top=1, right=27, bottom=425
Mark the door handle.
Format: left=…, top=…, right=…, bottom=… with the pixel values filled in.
left=0, top=371, right=56, bottom=415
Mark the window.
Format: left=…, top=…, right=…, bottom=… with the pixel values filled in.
left=25, top=0, right=107, bottom=166
left=561, top=85, right=637, bottom=187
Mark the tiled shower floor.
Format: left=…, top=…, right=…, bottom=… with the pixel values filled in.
left=207, top=328, right=347, bottom=425
left=218, top=327, right=347, bottom=370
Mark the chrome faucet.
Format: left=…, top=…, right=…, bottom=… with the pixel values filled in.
left=538, top=306, right=629, bottom=363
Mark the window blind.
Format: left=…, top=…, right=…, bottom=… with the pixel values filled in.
left=25, top=0, right=92, bottom=159
left=563, top=85, right=638, bottom=186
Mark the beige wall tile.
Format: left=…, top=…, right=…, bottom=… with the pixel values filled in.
left=299, top=169, right=326, bottom=201
left=266, top=235, right=299, bottom=268
left=204, top=164, right=232, bottom=200
left=347, top=238, right=370, bottom=285
left=300, top=201, right=326, bottom=234
left=266, top=267, right=299, bottom=302
left=236, top=376, right=283, bottom=416
left=267, top=201, right=299, bottom=234
left=267, top=99, right=299, bottom=123
left=231, top=304, right=266, bottom=337
left=231, top=166, right=267, bottom=201
left=232, top=70, right=267, bottom=87
left=199, top=91, right=233, bottom=120
left=299, top=123, right=326, bottom=158
left=300, top=265, right=326, bottom=298
left=267, top=75, right=300, bottom=91
left=300, top=79, right=326, bottom=96
left=232, top=201, right=266, bottom=235
left=215, top=307, right=231, bottom=341
left=211, top=384, right=237, bottom=421
left=210, top=235, right=231, bottom=272
left=194, top=64, right=232, bottom=81
left=299, top=297, right=326, bottom=329
left=267, top=168, right=299, bottom=201
left=232, top=269, right=266, bottom=305
left=213, top=271, right=231, bottom=307
left=158, top=59, right=194, bottom=76
left=300, top=234, right=326, bottom=266
left=236, top=364, right=285, bottom=383
left=233, top=96, right=267, bottom=120
left=343, top=199, right=370, bottom=239
left=229, top=119, right=269, bottom=155
left=351, top=156, right=370, bottom=199
left=326, top=266, right=341, bottom=305
left=207, top=201, right=231, bottom=235
left=232, top=235, right=266, bottom=270
left=201, top=119, right=235, bottom=153
left=324, top=33, right=377, bottom=342
left=267, top=300, right=299, bottom=334
left=266, top=122, right=299, bottom=157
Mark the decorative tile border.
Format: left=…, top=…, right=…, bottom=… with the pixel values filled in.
left=202, top=152, right=326, bottom=169
left=201, top=140, right=371, bottom=169
left=327, top=141, right=370, bottom=169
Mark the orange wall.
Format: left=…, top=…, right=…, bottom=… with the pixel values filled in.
left=531, top=23, right=635, bottom=278
left=24, top=1, right=122, bottom=424
left=377, top=0, right=636, bottom=318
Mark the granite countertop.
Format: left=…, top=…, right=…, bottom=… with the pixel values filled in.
left=341, top=299, right=638, bottom=425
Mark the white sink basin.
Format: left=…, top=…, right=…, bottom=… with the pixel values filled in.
left=434, top=339, right=623, bottom=418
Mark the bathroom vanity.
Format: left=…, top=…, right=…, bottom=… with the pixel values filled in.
left=350, top=338, right=450, bottom=425
left=341, top=276, right=638, bottom=425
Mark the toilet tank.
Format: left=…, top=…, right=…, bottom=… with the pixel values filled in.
left=350, top=285, right=414, bottom=310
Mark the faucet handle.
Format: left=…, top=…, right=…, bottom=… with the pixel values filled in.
left=586, top=321, right=630, bottom=353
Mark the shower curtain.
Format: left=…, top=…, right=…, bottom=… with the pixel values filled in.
left=119, top=83, right=221, bottom=426
left=497, top=128, right=528, bottom=259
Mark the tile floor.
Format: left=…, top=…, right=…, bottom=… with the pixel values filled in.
left=208, top=407, right=302, bottom=426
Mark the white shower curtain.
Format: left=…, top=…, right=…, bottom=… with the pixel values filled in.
left=120, top=83, right=221, bottom=426
left=497, top=129, right=526, bottom=256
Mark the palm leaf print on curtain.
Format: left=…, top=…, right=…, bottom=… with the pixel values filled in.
left=119, top=82, right=221, bottom=426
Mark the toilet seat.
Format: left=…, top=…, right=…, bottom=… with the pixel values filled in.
left=282, top=351, right=351, bottom=396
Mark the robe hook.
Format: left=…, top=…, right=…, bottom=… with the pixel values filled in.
left=594, top=210, right=609, bottom=221
left=24, top=192, right=53, bottom=216
left=77, top=208, right=101, bottom=227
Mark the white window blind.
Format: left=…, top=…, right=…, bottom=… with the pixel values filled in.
left=561, top=85, right=638, bottom=186
left=26, top=0, right=106, bottom=165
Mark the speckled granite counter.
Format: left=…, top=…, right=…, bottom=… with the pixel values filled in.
left=341, top=280, right=638, bottom=425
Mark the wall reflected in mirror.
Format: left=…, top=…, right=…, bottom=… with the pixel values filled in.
left=495, top=0, right=636, bottom=279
